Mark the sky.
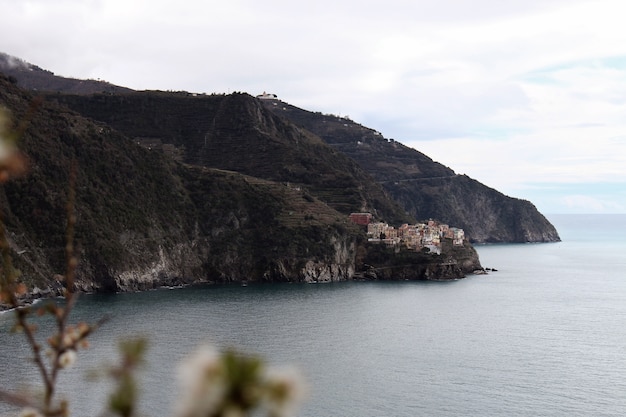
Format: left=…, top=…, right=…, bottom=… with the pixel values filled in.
left=1, top=0, right=625, bottom=214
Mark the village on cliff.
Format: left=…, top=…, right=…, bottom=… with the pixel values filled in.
left=349, top=213, right=465, bottom=255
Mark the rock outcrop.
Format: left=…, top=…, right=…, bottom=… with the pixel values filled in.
left=358, top=239, right=482, bottom=281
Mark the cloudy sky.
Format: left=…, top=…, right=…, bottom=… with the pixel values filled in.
left=2, top=0, right=625, bottom=214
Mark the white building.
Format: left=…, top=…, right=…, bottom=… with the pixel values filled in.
left=256, top=91, right=277, bottom=99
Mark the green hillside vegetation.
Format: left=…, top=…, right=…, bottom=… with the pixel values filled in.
left=0, top=74, right=376, bottom=293
left=47, top=91, right=412, bottom=226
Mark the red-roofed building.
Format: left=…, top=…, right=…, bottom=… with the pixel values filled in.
left=349, top=212, right=373, bottom=226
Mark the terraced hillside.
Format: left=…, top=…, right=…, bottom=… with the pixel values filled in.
left=263, top=99, right=560, bottom=243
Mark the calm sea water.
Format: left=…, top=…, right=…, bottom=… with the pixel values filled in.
left=1, top=214, right=625, bottom=417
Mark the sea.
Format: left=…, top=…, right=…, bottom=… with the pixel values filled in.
left=0, top=214, right=625, bottom=417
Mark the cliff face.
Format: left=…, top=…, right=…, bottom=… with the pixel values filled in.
left=385, top=175, right=560, bottom=243
left=358, top=240, right=482, bottom=281
left=83, top=227, right=358, bottom=292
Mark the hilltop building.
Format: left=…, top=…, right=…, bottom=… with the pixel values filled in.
left=257, top=91, right=278, bottom=99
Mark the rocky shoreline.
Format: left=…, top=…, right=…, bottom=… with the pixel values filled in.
left=4, top=257, right=492, bottom=312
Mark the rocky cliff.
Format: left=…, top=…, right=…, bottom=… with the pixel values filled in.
left=357, top=239, right=482, bottom=281
left=384, top=174, right=560, bottom=243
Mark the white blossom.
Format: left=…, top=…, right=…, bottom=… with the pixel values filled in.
left=174, top=346, right=227, bottom=417
left=58, top=349, right=77, bottom=369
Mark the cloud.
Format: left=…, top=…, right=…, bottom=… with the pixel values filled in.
left=2, top=0, right=626, bottom=213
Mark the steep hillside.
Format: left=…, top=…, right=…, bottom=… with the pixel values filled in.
left=2, top=74, right=479, bottom=298
left=262, top=99, right=560, bottom=243
left=1, top=51, right=559, bottom=243
left=46, top=91, right=412, bottom=225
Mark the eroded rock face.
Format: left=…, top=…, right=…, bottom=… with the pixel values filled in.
left=384, top=175, right=561, bottom=243
left=299, top=236, right=356, bottom=283
left=300, top=260, right=354, bottom=283
left=357, top=240, right=483, bottom=282
left=366, top=262, right=465, bottom=281
left=74, top=233, right=359, bottom=292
